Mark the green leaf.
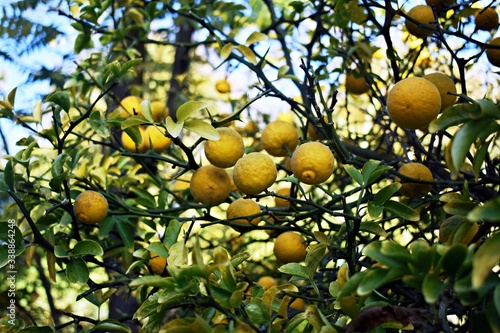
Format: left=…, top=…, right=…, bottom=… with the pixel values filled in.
left=32, top=100, right=42, bottom=123
left=165, top=116, right=184, bottom=138
left=120, top=58, right=143, bottom=76
left=473, top=140, right=491, bottom=179
left=51, top=153, right=71, bottom=177
left=45, top=91, right=70, bottom=112
left=236, top=45, right=257, bottom=64
left=17, top=327, right=54, bottom=333
left=428, top=103, right=477, bottom=133
left=383, top=200, right=420, bottom=221
left=116, top=221, right=134, bottom=249
left=4, top=159, right=14, bottom=190
left=73, top=240, right=104, bottom=257
left=441, top=244, right=467, bottom=276
left=184, top=119, right=220, bottom=140
left=140, top=99, right=154, bottom=122
left=343, top=164, right=363, bottom=186
left=89, top=111, right=110, bottom=137
left=367, top=201, right=383, bottom=219
left=374, top=183, right=402, bottom=206
left=122, top=126, right=143, bottom=149
left=66, top=257, right=89, bottom=284
left=277, top=65, right=290, bottom=79
left=361, top=159, right=381, bottom=184
left=472, top=231, right=500, bottom=288
left=147, top=242, right=169, bottom=258
left=74, top=32, right=93, bottom=53
left=474, top=99, right=500, bottom=119
left=423, top=273, right=445, bottom=304
left=121, top=115, right=149, bottom=129
left=90, top=319, right=132, bottom=333
left=443, top=199, right=478, bottom=216
left=176, top=101, right=207, bottom=122
left=359, top=221, right=387, bottom=237
left=129, top=276, right=176, bottom=288
left=0, top=180, right=8, bottom=192
left=165, top=220, right=182, bottom=249
left=8, top=87, right=17, bottom=106
left=278, top=262, right=312, bottom=279
left=364, top=241, right=410, bottom=270
left=245, top=31, right=267, bottom=45
left=357, top=268, right=403, bottom=296
left=54, top=245, right=69, bottom=258
left=451, top=118, right=499, bottom=172
left=468, top=196, right=500, bottom=222
left=220, top=43, right=233, bottom=60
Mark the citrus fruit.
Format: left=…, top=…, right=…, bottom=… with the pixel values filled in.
left=386, top=77, right=441, bottom=129
left=290, top=141, right=334, bottom=185
left=405, top=5, right=435, bottom=39
left=257, top=276, right=278, bottom=289
left=119, top=95, right=142, bottom=117
left=261, top=120, right=299, bottom=156
left=121, top=127, right=148, bottom=153
left=145, top=126, right=171, bottom=153
left=273, top=231, right=307, bottom=264
left=395, top=162, right=433, bottom=198
left=346, top=72, right=370, bottom=95
left=204, top=127, right=245, bottom=168
left=233, top=152, right=277, bottom=195
left=151, top=101, right=168, bottom=122
left=274, top=187, right=291, bottom=207
left=190, top=165, right=231, bottom=206
left=290, top=298, right=306, bottom=310
left=226, top=198, right=261, bottom=230
left=149, top=250, right=168, bottom=275
left=474, top=7, right=499, bottom=31
left=215, top=79, right=231, bottom=94
left=425, top=0, right=455, bottom=9
left=486, top=37, right=500, bottom=67
left=423, top=72, right=457, bottom=111
left=74, top=190, right=109, bottom=225
left=173, top=177, right=190, bottom=192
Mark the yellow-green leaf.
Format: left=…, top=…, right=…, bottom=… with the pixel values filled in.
left=236, top=45, right=257, bottom=64
left=245, top=31, right=267, bottom=45
left=472, top=231, right=500, bottom=288
left=184, top=119, right=220, bottom=140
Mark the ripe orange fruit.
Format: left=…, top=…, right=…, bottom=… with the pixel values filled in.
left=121, top=127, right=148, bottom=153
left=74, top=190, right=109, bottom=225
left=405, top=5, right=435, bottom=39
left=261, top=120, right=299, bottom=156
left=119, top=95, right=142, bottom=117
left=274, top=187, right=291, bottom=207
left=346, top=72, right=370, bottom=95
left=486, top=37, right=500, bottom=67
left=386, top=77, right=441, bottom=130
left=215, top=79, right=231, bottom=94
left=233, top=152, right=277, bottom=195
left=474, top=7, right=499, bottom=31
left=290, top=298, right=306, bottom=310
left=204, top=127, right=245, bottom=168
left=190, top=165, right=231, bottom=206
left=257, top=276, right=278, bottom=289
left=423, top=72, right=457, bottom=112
left=226, top=198, right=261, bottom=230
left=291, top=142, right=334, bottom=185
left=273, top=231, right=307, bottom=264
left=149, top=250, right=168, bottom=275
left=395, top=162, right=434, bottom=198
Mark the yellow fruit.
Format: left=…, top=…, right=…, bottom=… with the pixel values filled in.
left=190, top=165, right=231, bottom=206
left=291, top=142, right=334, bottom=185
left=274, top=231, right=307, bottom=264
left=215, top=79, right=231, bottom=94
left=226, top=198, right=261, bottom=230
left=486, top=37, right=500, bottom=67
left=423, top=73, right=457, bottom=112
left=204, top=127, right=245, bottom=168
left=120, top=95, right=142, bottom=117
left=386, top=77, right=441, bottom=130
left=121, top=127, right=148, bottom=153
left=151, top=101, right=168, bottom=122
left=74, top=190, right=108, bottom=225
left=395, top=162, right=433, bottom=198
left=274, top=188, right=291, bottom=207
left=233, top=152, right=277, bottom=195
left=425, top=0, right=455, bottom=9
left=257, top=276, right=278, bottom=289
left=149, top=250, right=167, bottom=275
left=346, top=72, right=370, bottom=95
left=475, top=7, right=499, bottom=31
left=243, top=121, right=259, bottom=137
left=173, top=178, right=190, bottom=192
left=145, top=126, right=171, bottom=153
left=290, top=298, right=306, bottom=310
left=261, top=120, right=298, bottom=156
left=405, top=5, right=435, bottom=39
